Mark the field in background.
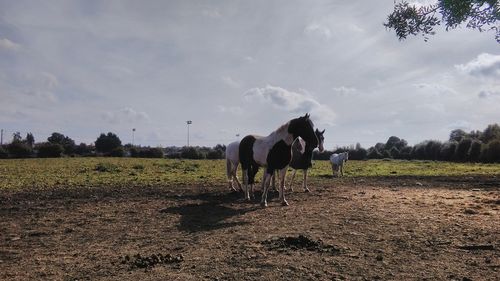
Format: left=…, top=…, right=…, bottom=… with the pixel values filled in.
left=1, top=158, right=500, bottom=190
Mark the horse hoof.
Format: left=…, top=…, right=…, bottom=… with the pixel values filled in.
left=304, top=188, right=310, bottom=193
left=281, top=200, right=289, bottom=206
left=260, top=201, right=268, bottom=208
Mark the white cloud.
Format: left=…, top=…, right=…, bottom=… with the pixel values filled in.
left=102, top=107, right=150, bottom=124
left=0, top=38, right=21, bottom=51
left=447, top=120, right=472, bottom=131
left=304, top=23, right=332, bottom=40
left=455, top=53, right=500, bottom=79
left=218, top=105, right=243, bottom=115
left=332, top=86, right=357, bottom=96
left=413, top=83, right=457, bottom=96
left=202, top=8, right=221, bottom=19
left=244, top=85, right=335, bottom=125
left=221, top=76, right=241, bottom=88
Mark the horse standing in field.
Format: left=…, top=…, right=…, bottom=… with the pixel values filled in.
left=288, top=129, right=325, bottom=192
left=225, top=140, right=242, bottom=192
left=330, top=152, right=349, bottom=177
left=239, top=114, right=319, bottom=207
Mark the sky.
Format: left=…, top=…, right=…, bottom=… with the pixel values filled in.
left=0, top=0, right=499, bottom=149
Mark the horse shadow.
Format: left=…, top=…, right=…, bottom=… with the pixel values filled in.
left=160, top=191, right=259, bottom=233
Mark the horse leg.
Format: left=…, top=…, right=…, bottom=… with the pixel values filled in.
left=331, top=164, right=336, bottom=177
left=288, top=169, right=297, bottom=192
left=260, top=172, right=272, bottom=207
left=234, top=173, right=243, bottom=192
left=340, top=162, right=344, bottom=177
left=303, top=169, right=310, bottom=192
left=242, top=169, right=251, bottom=201
left=278, top=167, right=289, bottom=206
left=226, top=160, right=236, bottom=191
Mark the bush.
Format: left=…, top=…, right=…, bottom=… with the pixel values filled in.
left=0, top=146, right=8, bottom=159
left=74, top=143, right=94, bottom=156
left=7, top=142, right=32, bottom=158
left=109, top=146, right=125, bottom=157
left=128, top=146, right=164, bottom=158
left=367, top=147, right=383, bottom=159
left=481, top=139, right=500, bottom=163
left=468, top=140, right=483, bottom=162
left=455, top=138, right=472, bottom=161
left=439, top=141, right=458, bottom=161
left=180, top=146, right=205, bottom=159
left=37, top=142, right=64, bottom=158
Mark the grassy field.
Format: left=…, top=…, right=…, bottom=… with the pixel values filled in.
left=1, top=157, right=500, bottom=190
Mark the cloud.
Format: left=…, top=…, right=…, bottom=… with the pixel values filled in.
left=478, top=90, right=500, bottom=99
left=455, top=53, right=500, bottom=79
left=218, top=105, right=243, bottom=115
left=202, top=8, right=221, bottom=19
left=413, top=83, right=457, bottom=96
left=102, top=107, right=150, bottom=124
left=332, top=86, right=357, bottom=96
left=244, top=85, right=336, bottom=125
left=304, top=23, right=332, bottom=40
left=221, top=76, right=241, bottom=88
left=0, top=38, right=21, bottom=51
left=447, top=120, right=472, bottom=131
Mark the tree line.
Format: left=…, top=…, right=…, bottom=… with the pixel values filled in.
left=1, top=123, right=499, bottom=163
left=314, top=124, right=500, bottom=163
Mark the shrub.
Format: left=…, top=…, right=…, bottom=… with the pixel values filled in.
left=468, top=140, right=483, bottom=162
left=37, top=142, right=64, bottom=158
left=481, top=139, right=500, bottom=163
left=95, top=162, right=120, bottom=172
left=109, top=146, right=125, bottom=157
left=0, top=146, right=8, bottom=159
left=439, top=141, right=458, bottom=161
left=7, top=142, right=32, bottom=158
left=180, top=146, right=205, bottom=159
left=367, top=147, right=383, bottom=159
left=455, top=138, right=472, bottom=161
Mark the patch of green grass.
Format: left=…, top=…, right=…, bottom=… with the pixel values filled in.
left=0, top=158, right=499, bottom=190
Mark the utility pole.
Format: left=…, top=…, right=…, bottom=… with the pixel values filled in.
left=186, top=120, right=192, bottom=147
left=0, top=129, right=3, bottom=145
left=132, top=128, right=136, bottom=146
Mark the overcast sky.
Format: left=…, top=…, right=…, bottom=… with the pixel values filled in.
left=1, top=0, right=499, bottom=149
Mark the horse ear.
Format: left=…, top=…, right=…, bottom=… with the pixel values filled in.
left=315, top=128, right=319, bottom=133
left=304, top=113, right=309, bottom=119
left=321, top=129, right=325, bottom=134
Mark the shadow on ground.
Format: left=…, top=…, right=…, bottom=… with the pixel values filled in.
left=160, top=191, right=260, bottom=233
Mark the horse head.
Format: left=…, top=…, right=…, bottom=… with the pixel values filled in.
left=315, top=129, right=325, bottom=152
left=288, top=113, right=318, bottom=149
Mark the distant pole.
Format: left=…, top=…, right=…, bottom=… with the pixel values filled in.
left=186, top=120, right=192, bottom=147
left=0, top=129, right=3, bottom=145
left=132, top=128, right=136, bottom=145
left=236, top=133, right=240, bottom=140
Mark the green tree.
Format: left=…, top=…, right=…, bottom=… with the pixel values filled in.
left=48, top=132, right=76, bottom=155
left=95, top=132, right=122, bottom=154
left=385, top=0, right=500, bottom=43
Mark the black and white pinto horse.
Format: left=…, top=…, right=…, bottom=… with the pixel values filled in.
left=288, top=129, right=325, bottom=192
left=239, top=114, right=318, bottom=207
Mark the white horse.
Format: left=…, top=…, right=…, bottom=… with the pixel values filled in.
left=330, top=152, right=349, bottom=177
left=287, top=129, right=325, bottom=192
left=225, top=141, right=242, bottom=192
left=239, top=114, right=318, bottom=207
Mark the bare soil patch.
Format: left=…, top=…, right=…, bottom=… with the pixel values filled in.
left=1, top=176, right=499, bottom=280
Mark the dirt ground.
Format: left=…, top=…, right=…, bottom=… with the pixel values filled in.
left=1, top=176, right=499, bottom=281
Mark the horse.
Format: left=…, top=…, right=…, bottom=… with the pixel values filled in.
left=239, top=113, right=319, bottom=207
left=225, top=140, right=243, bottom=192
left=287, top=129, right=325, bottom=192
left=330, top=151, right=349, bottom=177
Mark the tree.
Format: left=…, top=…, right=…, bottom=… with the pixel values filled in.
left=469, top=139, right=483, bottom=162
left=12, top=132, right=22, bottom=143
left=37, top=143, right=64, bottom=158
left=481, top=124, right=500, bottom=143
left=456, top=138, right=472, bottom=161
left=26, top=133, right=35, bottom=148
left=95, top=132, right=122, bottom=154
left=449, top=129, right=468, bottom=142
left=385, top=0, right=500, bottom=43
left=47, top=132, right=75, bottom=155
